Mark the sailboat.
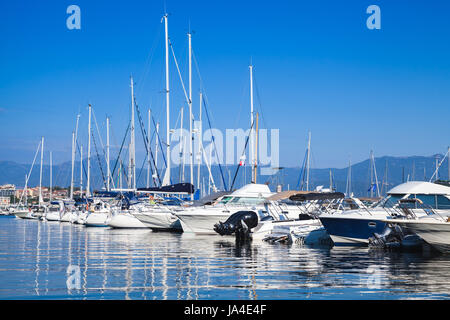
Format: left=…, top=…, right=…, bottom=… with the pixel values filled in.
left=15, top=137, right=45, bottom=220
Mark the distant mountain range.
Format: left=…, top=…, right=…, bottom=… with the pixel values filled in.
left=0, top=154, right=448, bottom=197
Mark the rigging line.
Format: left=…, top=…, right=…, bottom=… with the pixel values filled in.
left=110, top=122, right=130, bottom=182
left=151, top=115, right=168, bottom=169
left=136, top=22, right=163, bottom=97
left=134, top=98, right=161, bottom=186
left=91, top=131, right=107, bottom=190
left=229, top=117, right=256, bottom=191
left=136, top=152, right=148, bottom=186
left=169, top=39, right=193, bottom=109
left=252, top=71, right=270, bottom=130
left=429, top=150, right=449, bottom=182
left=91, top=108, right=106, bottom=152
left=19, top=140, right=41, bottom=205
left=296, top=149, right=308, bottom=190
left=75, top=140, right=88, bottom=184
left=232, top=71, right=249, bottom=130
left=202, top=97, right=227, bottom=190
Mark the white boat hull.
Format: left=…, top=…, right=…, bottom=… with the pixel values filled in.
left=85, top=212, right=109, bottom=227
left=107, top=213, right=147, bottom=228
left=45, top=212, right=61, bottom=221
left=394, top=220, right=450, bottom=253
left=133, top=211, right=182, bottom=231
left=14, top=210, right=39, bottom=220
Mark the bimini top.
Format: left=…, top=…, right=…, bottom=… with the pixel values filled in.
left=192, top=191, right=230, bottom=206
left=267, top=190, right=313, bottom=201
left=229, top=183, right=274, bottom=198
left=388, top=181, right=450, bottom=195
left=289, top=192, right=345, bottom=202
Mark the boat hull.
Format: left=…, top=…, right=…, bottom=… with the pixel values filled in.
left=85, top=212, right=109, bottom=227
left=14, top=211, right=39, bottom=220
left=394, top=220, right=450, bottom=253
left=319, top=216, right=387, bottom=245
left=133, top=211, right=182, bottom=231
left=107, top=213, right=147, bottom=228
left=176, top=212, right=232, bottom=234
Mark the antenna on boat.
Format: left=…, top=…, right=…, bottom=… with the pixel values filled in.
left=346, top=157, right=352, bottom=197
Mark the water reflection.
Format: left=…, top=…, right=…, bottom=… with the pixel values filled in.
left=0, top=216, right=449, bottom=299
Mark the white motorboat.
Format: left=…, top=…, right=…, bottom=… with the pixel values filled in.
left=385, top=215, right=450, bottom=253
left=44, top=201, right=65, bottom=221
left=214, top=191, right=344, bottom=245
left=107, top=202, right=148, bottom=229
left=319, top=181, right=450, bottom=245
left=14, top=205, right=46, bottom=220
left=132, top=201, right=184, bottom=231
left=84, top=200, right=113, bottom=227
left=175, top=184, right=275, bottom=234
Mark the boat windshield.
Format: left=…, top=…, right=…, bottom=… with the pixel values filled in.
left=228, top=197, right=265, bottom=205
left=219, top=196, right=233, bottom=204
left=406, top=194, right=450, bottom=210
left=376, top=194, right=406, bottom=208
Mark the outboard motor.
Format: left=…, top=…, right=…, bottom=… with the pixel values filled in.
left=214, top=211, right=259, bottom=243
left=369, top=224, right=405, bottom=249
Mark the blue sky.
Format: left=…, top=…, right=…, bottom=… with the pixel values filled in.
left=0, top=0, right=449, bottom=168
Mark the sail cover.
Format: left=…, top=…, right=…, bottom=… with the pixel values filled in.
left=137, top=183, right=195, bottom=194
left=289, top=192, right=345, bottom=202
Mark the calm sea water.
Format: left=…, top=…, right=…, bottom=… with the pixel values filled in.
left=0, top=215, right=449, bottom=300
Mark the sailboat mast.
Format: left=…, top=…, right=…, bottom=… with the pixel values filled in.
left=106, top=116, right=110, bottom=191
left=50, top=151, right=52, bottom=203
left=147, top=109, right=151, bottom=188
left=197, top=92, right=203, bottom=190
left=188, top=31, right=194, bottom=198
left=254, top=113, right=259, bottom=183
left=70, top=131, right=75, bottom=199
left=39, top=136, right=44, bottom=205
left=370, top=150, right=374, bottom=198
left=162, top=13, right=171, bottom=186
left=130, top=76, right=136, bottom=190
left=87, top=104, right=91, bottom=197
left=80, top=145, right=83, bottom=198
left=306, top=131, right=311, bottom=191
left=71, top=114, right=80, bottom=200
left=249, top=64, right=254, bottom=183
left=179, top=106, right=184, bottom=183
left=155, top=122, right=159, bottom=185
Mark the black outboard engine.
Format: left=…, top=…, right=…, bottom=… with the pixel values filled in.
left=369, top=224, right=405, bottom=249
left=214, top=211, right=259, bottom=243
